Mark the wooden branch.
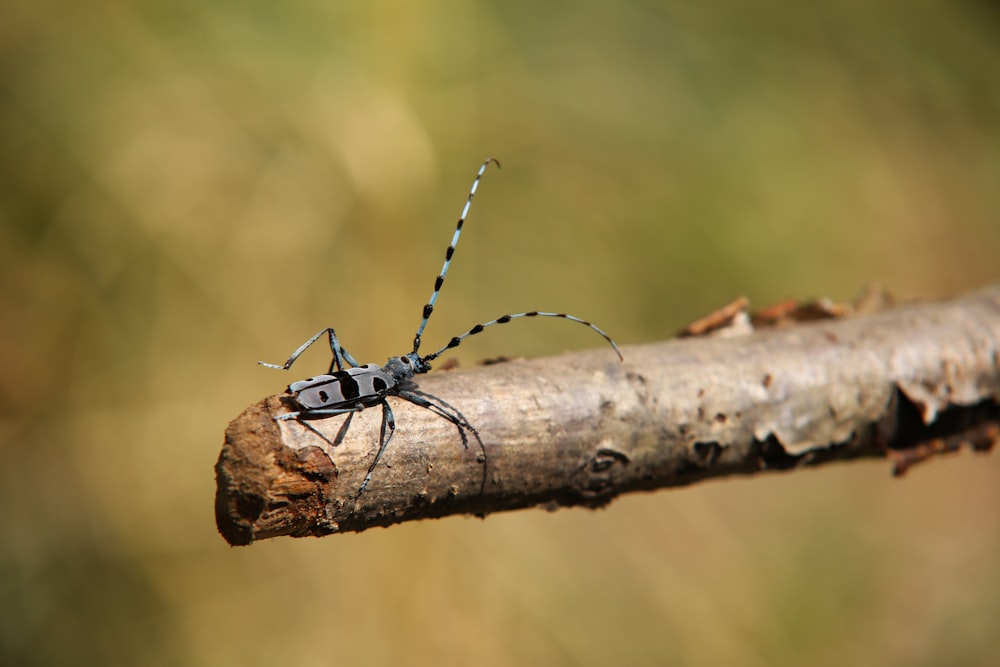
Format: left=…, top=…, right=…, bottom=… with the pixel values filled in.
left=215, top=286, right=1000, bottom=545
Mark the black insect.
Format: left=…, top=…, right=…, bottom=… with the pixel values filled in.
left=260, top=158, right=623, bottom=496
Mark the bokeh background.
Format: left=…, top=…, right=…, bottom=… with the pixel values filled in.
left=3, top=1, right=1000, bottom=665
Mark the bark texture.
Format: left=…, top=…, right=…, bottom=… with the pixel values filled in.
left=216, top=286, right=1000, bottom=545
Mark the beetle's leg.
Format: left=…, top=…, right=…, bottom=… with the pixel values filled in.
left=258, top=327, right=358, bottom=373
left=397, top=388, right=486, bottom=495
left=357, top=401, right=396, bottom=497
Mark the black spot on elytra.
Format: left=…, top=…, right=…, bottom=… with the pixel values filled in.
left=339, top=375, right=361, bottom=400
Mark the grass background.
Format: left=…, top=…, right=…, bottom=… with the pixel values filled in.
left=2, top=1, right=999, bottom=665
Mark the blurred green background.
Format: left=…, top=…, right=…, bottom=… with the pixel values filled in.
left=2, top=1, right=999, bottom=665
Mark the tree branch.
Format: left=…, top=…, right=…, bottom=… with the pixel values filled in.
left=215, top=286, right=1000, bottom=545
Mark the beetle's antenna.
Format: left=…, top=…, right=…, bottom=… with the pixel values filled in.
left=412, top=158, right=500, bottom=354
left=422, top=311, right=623, bottom=363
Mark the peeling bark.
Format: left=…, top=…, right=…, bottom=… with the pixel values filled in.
left=216, top=286, right=1000, bottom=545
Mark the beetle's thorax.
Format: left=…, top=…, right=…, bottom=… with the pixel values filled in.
left=383, top=353, right=431, bottom=383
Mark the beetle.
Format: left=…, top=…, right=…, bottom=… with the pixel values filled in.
left=261, top=159, right=622, bottom=496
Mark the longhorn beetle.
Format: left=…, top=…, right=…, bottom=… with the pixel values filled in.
left=260, top=158, right=623, bottom=497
